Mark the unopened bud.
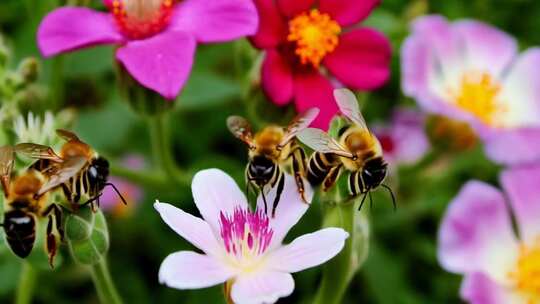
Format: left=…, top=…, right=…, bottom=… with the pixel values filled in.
left=65, top=208, right=110, bottom=265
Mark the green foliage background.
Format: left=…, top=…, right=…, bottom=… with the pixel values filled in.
left=1, top=0, right=538, bottom=303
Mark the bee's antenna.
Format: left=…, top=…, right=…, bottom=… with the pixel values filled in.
left=381, top=184, right=396, bottom=211
left=369, top=191, right=374, bottom=210
left=259, top=185, right=268, bottom=215
left=358, top=191, right=369, bottom=211
left=105, top=183, right=128, bottom=205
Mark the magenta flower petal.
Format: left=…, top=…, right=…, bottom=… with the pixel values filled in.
left=460, top=272, right=515, bottom=304
left=294, top=72, right=338, bottom=130
left=277, top=0, right=315, bottom=18
left=501, top=165, right=540, bottom=245
left=37, top=7, right=123, bottom=57
left=453, top=20, right=517, bottom=77
left=483, top=128, right=540, bottom=165
left=262, top=50, right=294, bottom=105
left=267, top=228, right=348, bottom=273
left=438, top=181, right=518, bottom=278
left=250, top=0, right=287, bottom=49
left=191, top=169, right=248, bottom=234
left=256, top=174, right=311, bottom=248
left=324, top=28, right=391, bottom=90
left=159, top=251, right=234, bottom=289
left=170, top=0, right=258, bottom=43
left=319, top=0, right=380, bottom=26
left=116, top=30, right=196, bottom=100
left=154, top=202, right=222, bottom=256
left=231, top=271, right=294, bottom=304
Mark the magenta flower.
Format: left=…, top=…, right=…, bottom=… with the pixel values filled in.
left=251, top=0, right=391, bottom=129
left=372, top=108, right=429, bottom=166
left=155, top=169, right=348, bottom=304
left=402, top=15, right=540, bottom=165
left=438, top=165, right=540, bottom=303
left=37, top=0, right=259, bottom=99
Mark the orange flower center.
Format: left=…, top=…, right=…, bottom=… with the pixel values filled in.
left=450, top=72, right=507, bottom=127
left=287, top=9, right=341, bottom=68
left=508, top=240, right=540, bottom=303
left=111, top=0, right=175, bottom=39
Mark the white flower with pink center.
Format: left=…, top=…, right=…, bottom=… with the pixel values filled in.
left=155, top=169, right=348, bottom=304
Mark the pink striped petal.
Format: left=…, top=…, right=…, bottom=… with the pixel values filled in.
left=256, top=174, right=312, bottom=249
left=250, top=0, right=287, bottom=49
left=262, top=50, right=294, bottom=105
left=37, top=7, right=123, bottom=57
left=159, top=251, right=234, bottom=289
left=277, top=0, right=315, bottom=18
left=191, top=169, right=248, bottom=234
left=460, top=272, right=517, bottom=304
left=170, top=0, right=258, bottom=43
left=293, top=71, right=338, bottom=130
left=154, top=202, right=222, bottom=256
left=438, top=181, right=518, bottom=281
left=324, top=28, right=391, bottom=90
left=319, top=0, right=380, bottom=26
left=231, top=271, right=294, bottom=304
left=116, top=30, right=195, bottom=100
left=266, top=228, right=348, bottom=273
left=501, top=165, right=540, bottom=245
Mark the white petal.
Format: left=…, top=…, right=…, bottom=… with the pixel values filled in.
left=231, top=271, right=294, bottom=304
left=159, top=251, right=234, bottom=289
left=154, top=201, right=222, bottom=256
left=266, top=228, right=349, bottom=273
left=256, top=174, right=313, bottom=249
left=192, top=169, right=248, bottom=233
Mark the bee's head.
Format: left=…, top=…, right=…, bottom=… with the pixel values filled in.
left=88, top=157, right=110, bottom=191
left=248, top=155, right=275, bottom=184
left=3, top=209, right=35, bottom=258
left=362, top=157, right=387, bottom=189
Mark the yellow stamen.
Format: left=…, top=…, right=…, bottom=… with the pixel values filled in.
left=508, top=239, right=540, bottom=303
left=451, top=72, right=507, bottom=127
left=287, top=9, right=341, bottom=68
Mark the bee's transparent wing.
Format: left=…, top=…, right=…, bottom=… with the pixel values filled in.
left=37, top=156, right=87, bottom=196
left=0, top=145, right=14, bottom=196
left=297, top=128, right=354, bottom=158
left=227, top=116, right=255, bottom=148
left=56, top=129, right=80, bottom=142
left=279, top=107, right=320, bottom=148
left=334, top=89, right=368, bottom=131
left=14, top=143, right=63, bottom=162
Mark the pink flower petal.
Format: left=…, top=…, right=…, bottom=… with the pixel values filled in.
left=170, top=0, right=258, bottom=43
left=256, top=174, right=312, bottom=249
left=438, top=181, right=518, bottom=281
left=324, top=28, right=391, bottom=90
left=453, top=20, right=517, bottom=78
left=293, top=71, right=338, bottom=130
left=191, top=169, right=248, bottom=234
left=501, top=165, right=540, bottom=245
left=37, top=7, right=123, bottom=57
left=231, top=271, right=294, bottom=304
left=460, top=272, right=517, bottom=304
left=277, top=0, right=315, bottom=18
left=159, top=251, right=234, bottom=289
left=154, top=202, right=223, bottom=256
left=266, top=228, right=348, bottom=273
left=250, top=0, right=287, bottom=49
left=484, top=128, right=540, bottom=165
left=319, top=0, right=380, bottom=26
left=116, top=30, right=196, bottom=100
left=262, top=50, right=294, bottom=105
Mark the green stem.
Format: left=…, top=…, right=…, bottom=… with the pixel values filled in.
left=90, top=258, right=122, bottom=304
left=148, top=114, right=190, bottom=186
left=15, top=263, right=37, bottom=304
left=313, top=199, right=359, bottom=304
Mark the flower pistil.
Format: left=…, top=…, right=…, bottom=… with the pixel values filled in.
left=110, top=0, right=175, bottom=39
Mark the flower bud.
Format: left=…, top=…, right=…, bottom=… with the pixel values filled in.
left=17, top=57, right=40, bottom=84
left=349, top=211, right=370, bottom=277
left=65, top=208, right=110, bottom=265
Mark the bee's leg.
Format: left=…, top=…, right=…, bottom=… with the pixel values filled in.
left=259, top=185, right=268, bottom=215
left=290, top=147, right=308, bottom=203
left=271, top=173, right=285, bottom=218
left=322, top=165, right=342, bottom=192
left=42, top=204, right=65, bottom=242
left=45, top=215, right=57, bottom=268
left=358, top=192, right=369, bottom=211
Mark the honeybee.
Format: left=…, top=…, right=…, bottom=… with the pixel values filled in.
left=298, top=89, right=395, bottom=210
left=227, top=108, right=319, bottom=217
left=0, top=168, right=64, bottom=267
left=29, top=129, right=126, bottom=209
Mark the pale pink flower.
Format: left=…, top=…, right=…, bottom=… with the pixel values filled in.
left=155, top=169, right=348, bottom=304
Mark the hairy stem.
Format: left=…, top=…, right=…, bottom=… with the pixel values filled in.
left=15, top=262, right=37, bottom=304
left=90, top=258, right=123, bottom=304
